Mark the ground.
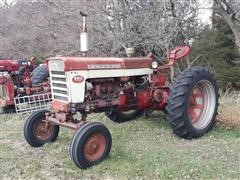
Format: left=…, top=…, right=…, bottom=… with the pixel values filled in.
left=0, top=110, right=239, bottom=180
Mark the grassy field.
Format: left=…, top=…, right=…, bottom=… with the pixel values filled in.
left=0, top=109, right=239, bottom=180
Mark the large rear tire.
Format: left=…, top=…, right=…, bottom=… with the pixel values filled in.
left=31, top=65, right=49, bottom=87
left=166, top=66, right=219, bottom=139
left=105, top=109, right=142, bottom=123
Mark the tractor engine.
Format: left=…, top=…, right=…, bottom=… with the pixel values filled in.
left=83, top=75, right=150, bottom=110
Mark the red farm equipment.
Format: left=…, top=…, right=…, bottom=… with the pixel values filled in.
left=0, top=57, right=51, bottom=114
left=24, top=12, right=219, bottom=169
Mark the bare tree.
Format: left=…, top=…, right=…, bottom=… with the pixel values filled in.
left=0, top=0, right=86, bottom=58
left=0, top=0, right=200, bottom=59
left=1, top=0, right=16, bottom=8
left=85, top=0, right=200, bottom=57
left=213, top=0, right=240, bottom=52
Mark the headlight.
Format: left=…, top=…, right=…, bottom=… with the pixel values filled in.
left=48, top=60, right=64, bottom=71
left=151, top=61, right=158, bottom=69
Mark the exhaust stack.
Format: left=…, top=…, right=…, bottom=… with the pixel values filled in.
left=80, top=11, right=88, bottom=56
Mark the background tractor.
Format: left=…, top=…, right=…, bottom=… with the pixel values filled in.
left=0, top=57, right=51, bottom=113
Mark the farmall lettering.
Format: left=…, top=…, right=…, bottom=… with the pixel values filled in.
left=24, top=12, right=219, bottom=169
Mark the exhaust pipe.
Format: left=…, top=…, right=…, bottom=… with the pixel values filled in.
left=80, top=11, right=88, bottom=56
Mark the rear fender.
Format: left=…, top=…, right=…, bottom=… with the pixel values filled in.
left=165, top=46, right=191, bottom=67
left=168, top=46, right=191, bottom=61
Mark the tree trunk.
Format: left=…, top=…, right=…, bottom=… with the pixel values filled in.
left=213, top=0, right=240, bottom=52
left=222, top=11, right=240, bottom=52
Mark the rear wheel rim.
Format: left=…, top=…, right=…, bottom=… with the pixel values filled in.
left=33, top=120, right=53, bottom=141
left=84, top=133, right=106, bottom=161
left=121, top=110, right=136, bottom=115
left=188, top=80, right=216, bottom=130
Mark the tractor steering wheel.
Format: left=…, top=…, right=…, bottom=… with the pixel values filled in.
left=151, top=45, right=166, bottom=65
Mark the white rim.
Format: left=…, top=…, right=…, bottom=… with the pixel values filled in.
left=188, top=80, right=216, bottom=130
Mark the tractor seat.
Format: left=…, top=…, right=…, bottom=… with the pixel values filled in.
left=51, top=57, right=153, bottom=70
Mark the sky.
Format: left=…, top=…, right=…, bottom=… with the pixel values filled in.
left=198, top=0, right=213, bottom=25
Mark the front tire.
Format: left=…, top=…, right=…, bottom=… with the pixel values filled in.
left=0, top=107, right=6, bottom=114
left=24, top=110, right=59, bottom=147
left=166, top=66, right=219, bottom=139
left=69, top=122, right=112, bottom=169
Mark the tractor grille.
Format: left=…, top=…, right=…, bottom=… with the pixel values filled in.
left=50, top=70, right=69, bottom=102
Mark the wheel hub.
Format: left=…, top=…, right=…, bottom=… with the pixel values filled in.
left=84, top=133, right=106, bottom=161
left=34, top=120, right=53, bottom=141
left=188, top=86, right=205, bottom=123
left=188, top=80, right=216, bottom=130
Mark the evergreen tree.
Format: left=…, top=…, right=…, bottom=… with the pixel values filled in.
left=190, top=16, right=240, bottom=88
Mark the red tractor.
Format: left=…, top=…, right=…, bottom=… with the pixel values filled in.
left=23, top=47, right=219, bottom=168
left=23, top=13, right=219, bottom=169
left=0, top=57, right=50, bottom=113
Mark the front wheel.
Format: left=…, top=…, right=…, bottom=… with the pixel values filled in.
left=24, top=110, right=59, bottom=147
left=166, top=66, right=219, bottom=139
left=69, top=122, right=112, bottom=169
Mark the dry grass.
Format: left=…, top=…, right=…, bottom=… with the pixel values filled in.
left=217, top=91, right=240, bottom=129
left=217, top=105, right=240, bottom=129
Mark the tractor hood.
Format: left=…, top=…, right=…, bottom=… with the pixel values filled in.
left=47, top=57, right=153, bottom=71
left=0, top=60, right=19, bottom=72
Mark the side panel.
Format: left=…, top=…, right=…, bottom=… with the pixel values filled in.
left=67, top=71, right=88, bottom=103
left=87, top=68, right=153, bottom=78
